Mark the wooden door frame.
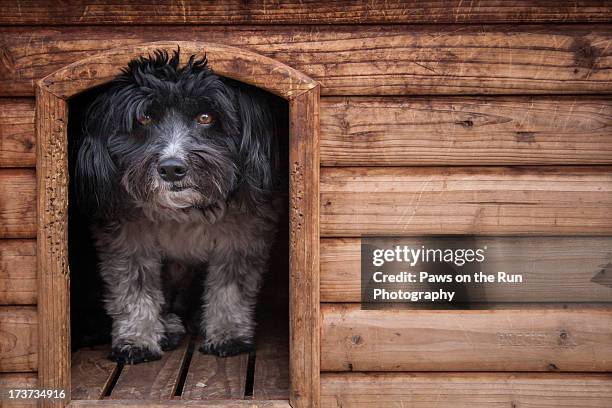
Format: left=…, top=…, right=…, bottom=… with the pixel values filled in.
left=36, top=41, right=320, bottom=408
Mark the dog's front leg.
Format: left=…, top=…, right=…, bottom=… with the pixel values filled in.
left=199, top=250, right=266, bottom=357
left=97, top=242, right=166, bottom=364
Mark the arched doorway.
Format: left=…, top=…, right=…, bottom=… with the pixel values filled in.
left=36, top=41, right=320, bottom=408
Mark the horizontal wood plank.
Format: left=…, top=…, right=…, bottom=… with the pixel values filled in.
left=0, top=170, right=36, bottom=239
left=321, top=96, right=612, bottom=166
left=6, top=167, right=612, bottom=239
left=0, top=306, right=37, bottom=372
left=0, top=239, right=36, bottom=305
left=1, top=25, right=612, bottom=96
left=321, top=304, right=612, bottom=372
left=320, top=239, right=361, bottom=303
left=321, top=166, right=612, bottom=236
left=321, top=372, right=612, bottom=408
left=0, top=373, right=38, bottom=407
left=1, top=1, right=611, bottom=25
left=320, top=236, right=612, bottom=302
left=0, top=99, right=35, bottom=168
left=6, top=96, right=612, bottom=167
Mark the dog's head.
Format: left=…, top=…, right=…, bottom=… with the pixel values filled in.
left=76, top=49, right=276, bottom=218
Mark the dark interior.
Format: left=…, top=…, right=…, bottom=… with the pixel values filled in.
left=67, top=81, right=290, bottom=400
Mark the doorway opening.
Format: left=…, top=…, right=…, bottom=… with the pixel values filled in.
left=68, top=80, right=289, bottom=400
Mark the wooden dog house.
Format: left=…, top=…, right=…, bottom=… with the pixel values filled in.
left=35, top=41, right=319, bottom=408
left=1, top=2, right=612, bottom=408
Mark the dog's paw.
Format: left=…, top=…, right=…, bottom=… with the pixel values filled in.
left=160, top=331, right=184, bottom=351
left=199, top=338, right=254, bottom=357
left=161, top=313, right=186, bottom=351
left=109, top=344, right=162, bottom=364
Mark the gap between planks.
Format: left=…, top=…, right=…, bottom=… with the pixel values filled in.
left=71, top=318, right=289, bottom=401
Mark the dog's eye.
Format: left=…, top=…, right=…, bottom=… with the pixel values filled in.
left=196, top=113, right=214, bottom=125
left=138, top=114, right=152, bottom=126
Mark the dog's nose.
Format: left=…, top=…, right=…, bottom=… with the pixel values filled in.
left=157, top=158, right=187, bottom=182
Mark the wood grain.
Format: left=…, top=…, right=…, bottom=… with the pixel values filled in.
left=1, top=1, right=610, bottom=25
left=110, top=338, right=190, bottom=399
left=0, top=373, right=38, bottom=408
left=0, top=239, right=36, bottom=305
left=31, top=41, right=319, bottom=408
left=71, top=345, right=117, bottom=400
left=321, top=304, right=612, bottom=372
left=320, top=238, right=361, bottom=303
left=69, top=401, right=291, bottom=407
left=321, top=372, right=612, bottom=408
left=0, top=306, right=37, bottom=372
left=36, top=87, right=69, bottom=408
left=39, top=42, right=316, bottom=100
left=321, top=166, right=612, bottom=236
left=5, top=96, right=612, bottom=167
left=288, top=87, right=320, bottom=408
left=320, top=236, right=612, bottom=303
left=321, top=96, right=612, bottom=166
left=2, top=25, right=612, bottom=96
left=0, top=99, right=35, bottom=168
left=181, top=344, right=248, bottom=399
left=0, top=170, right=36, bottom=239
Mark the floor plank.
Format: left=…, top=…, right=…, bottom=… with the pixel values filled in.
left=109, top=337, right=190, bottom=399
left=69, top=316, right=289, bottom=401
left=71, top=345, right=117, bottom=400
left=69, top=400, right=291, bottom=407
left=181, top=338, right=248, bottom=400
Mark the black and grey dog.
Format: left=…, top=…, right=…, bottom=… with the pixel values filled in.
left=75, top=50, right=282, bottom=363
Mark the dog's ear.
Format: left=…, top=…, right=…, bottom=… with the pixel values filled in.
left=75, top=97, right=118, bottom=217
left=234, top=86, right=277, bottom=212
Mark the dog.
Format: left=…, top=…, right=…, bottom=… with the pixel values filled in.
left=75, top=49, right=283, bottom=364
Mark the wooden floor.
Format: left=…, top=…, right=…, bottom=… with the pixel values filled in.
left=71, top=316, right=289, bottom=402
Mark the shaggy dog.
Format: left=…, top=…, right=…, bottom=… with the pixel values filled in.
left=75, top=50, right=281, bottom=363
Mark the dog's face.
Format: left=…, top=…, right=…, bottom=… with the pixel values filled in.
left=76, top=50, right=274, bottom=217
left=109, top=70, right=240, bottom=210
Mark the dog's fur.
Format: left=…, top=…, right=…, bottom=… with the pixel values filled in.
left=75, top=50, right=282, bottom=363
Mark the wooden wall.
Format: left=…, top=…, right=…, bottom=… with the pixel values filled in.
left=1, top=2, right=611, bottom=407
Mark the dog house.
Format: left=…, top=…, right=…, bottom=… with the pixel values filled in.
left=34, top=41, right=319, bottom=407
left=1, top=3, right=612, bottom=408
